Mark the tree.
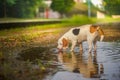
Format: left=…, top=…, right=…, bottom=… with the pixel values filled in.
left=0, top=0, right=44, bottom=18
left=11, top=0, right=44, bottom=18
left=0, top=0, right=16, bottom=17
left=50, top=0, right=75, bottom=17
left=66, top=2, right=97, bottom=17
left=104, top=0, right=120, bottom=15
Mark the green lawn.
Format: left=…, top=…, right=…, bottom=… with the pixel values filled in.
left=0, top=16, right=120, bottom=36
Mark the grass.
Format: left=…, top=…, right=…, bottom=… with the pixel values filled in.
left=0, top=16, right=120, bottom=37
left=63, top=15, right=93, bottom=26
left=0, top=18, right=60, bottom=23
left=0, top=16, right=120, bottom=47
left=92, top=17, right=120, bottom=23
left=0, top=16, right=120, bottom=45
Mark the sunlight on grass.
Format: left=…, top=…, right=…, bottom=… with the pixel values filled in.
left=92, top=17, right=120, bottom=23
left=0, top=16, right=120, bottom=42
left=0, top=23, right=65, bottom=37
left=63, top=15, right=94, bottom=26
left=0, top=18, right=60, bottom=23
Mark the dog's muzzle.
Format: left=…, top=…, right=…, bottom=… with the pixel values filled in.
left=57, top=48, right=63, bottom=52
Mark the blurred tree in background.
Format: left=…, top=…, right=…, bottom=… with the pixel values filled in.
left=0, top=0, right=44, bottom=18
left=0, top=0, right=16, bottom=18
left=104, top=0, right=120, bottom=15
left=1, top=0, right=120, bottom=18
left=50, top=0, right=75, bottom=18
left=67, top=1, right=97, bottom=17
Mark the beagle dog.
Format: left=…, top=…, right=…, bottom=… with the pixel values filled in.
left=57, top=24, right=104, bottom=53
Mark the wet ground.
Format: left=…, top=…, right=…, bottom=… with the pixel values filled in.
left=1, top=42, right=120, bottom=80
left=44, top=42, right=120, bottom=80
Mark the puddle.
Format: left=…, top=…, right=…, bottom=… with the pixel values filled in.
left=10, top=42, right=120, bottom=80
left=17, top=47, right=56, bottom=61
left=14, top=46, right=58, bottom=80
left=48, top=42, right=120, bottom=80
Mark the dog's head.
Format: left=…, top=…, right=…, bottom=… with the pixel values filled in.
left=90, top=25, right=104, bottom=41
left=57, top=38, right=69, bottom=51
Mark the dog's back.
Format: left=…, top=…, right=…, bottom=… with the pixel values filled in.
left=76, top=24, right=91, bottom=42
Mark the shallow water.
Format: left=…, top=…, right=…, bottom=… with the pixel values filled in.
left=46, top=42, right=120, bottom=80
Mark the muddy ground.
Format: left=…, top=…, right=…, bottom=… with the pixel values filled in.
left=0, top=22, right=120, bottom=80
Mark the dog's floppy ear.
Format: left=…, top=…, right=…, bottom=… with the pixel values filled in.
left=90, top=25, right=99, bottom=33
left=98, top=27, right=104, bottom=41
left=62, top=38, right=68, bottom=47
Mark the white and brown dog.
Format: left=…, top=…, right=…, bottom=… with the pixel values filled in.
left=57, top=24, right=104, bottom=53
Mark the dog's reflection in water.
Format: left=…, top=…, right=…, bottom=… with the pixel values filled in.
left=57, top=51, right=104, bottom=78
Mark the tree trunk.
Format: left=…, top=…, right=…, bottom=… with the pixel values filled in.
left=3, top=0, right=7, bottom=17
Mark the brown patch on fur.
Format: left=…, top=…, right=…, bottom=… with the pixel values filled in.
left=62, top=38, right=68, bottom=47
left=90, top=25, right=99, bottom=33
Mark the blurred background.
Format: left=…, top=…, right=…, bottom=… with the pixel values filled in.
left=0, top=0, right=120, bottom=19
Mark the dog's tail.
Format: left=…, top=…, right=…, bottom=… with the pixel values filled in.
left=97, top=27, right=104, bottom=41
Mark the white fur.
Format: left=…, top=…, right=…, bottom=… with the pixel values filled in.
left=100, top=35, right=104, bottom=42
left=57, top=24, right=103, bottom=53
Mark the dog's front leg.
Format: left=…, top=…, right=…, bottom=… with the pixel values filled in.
left=87, top=40, right=93, bottom=53
left=70, top=41, right=77, bottom=52
left=93, top=41, right=97, bottom=52
left=79, top=42, right=83, bottom=51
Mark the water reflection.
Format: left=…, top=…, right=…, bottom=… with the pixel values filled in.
left=58, top=51, right=104, bottom=78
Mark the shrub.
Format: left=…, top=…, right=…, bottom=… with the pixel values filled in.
left=64, top=15, right=93, bottom=26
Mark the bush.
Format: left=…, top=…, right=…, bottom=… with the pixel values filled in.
left=64, top=15, right=93, bottom=26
